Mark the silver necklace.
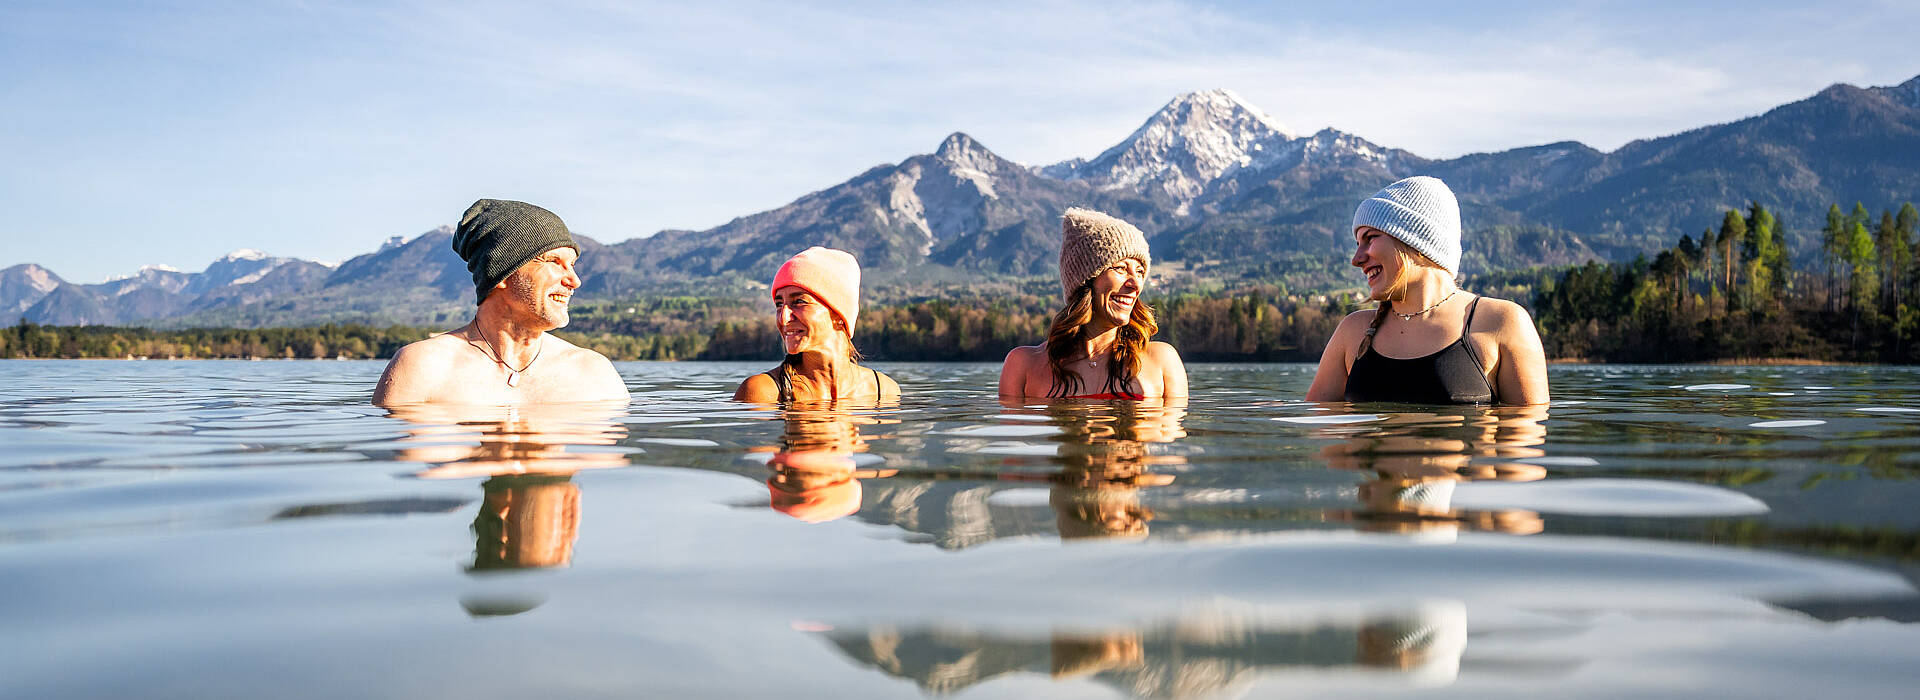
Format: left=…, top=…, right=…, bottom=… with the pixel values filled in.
left=1393, top=290, right=1459, bottom=320
left=467, top=330, right=544, bottom=387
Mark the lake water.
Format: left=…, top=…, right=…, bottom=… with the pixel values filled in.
left=3, top=360, right=1918, bottom=699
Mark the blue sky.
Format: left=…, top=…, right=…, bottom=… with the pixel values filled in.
left=3, top=0, right=1916, bottom=282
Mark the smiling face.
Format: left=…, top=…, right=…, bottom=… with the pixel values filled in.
left=1087, top=257, right=1147, bottom=326
left=1351, top=226, right=1413, bottom=301
left=774, top=285, right=846, bottom=356
left=498, top=246, right=581, bottom=329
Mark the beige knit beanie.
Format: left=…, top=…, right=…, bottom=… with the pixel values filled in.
left=1059, top=208, right=1151, bottom=298
left=772, top=246, right=862, bottom=334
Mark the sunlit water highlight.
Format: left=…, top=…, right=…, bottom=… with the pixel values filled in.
left=3, top=360, right=1919, bottom=699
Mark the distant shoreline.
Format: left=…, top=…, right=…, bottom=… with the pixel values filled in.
left=1549, top=357, right=1869, bottom=366
left=3, top=356, right=1895, bottom=366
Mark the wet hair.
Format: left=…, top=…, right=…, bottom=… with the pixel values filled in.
left=1045, top=281, right=1159, bottom=398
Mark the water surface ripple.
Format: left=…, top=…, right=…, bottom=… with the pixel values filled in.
left=3, top=360, right=1919, bottom=699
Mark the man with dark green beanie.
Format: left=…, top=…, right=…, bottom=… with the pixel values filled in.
left=373, top=199, right=628, bottom=406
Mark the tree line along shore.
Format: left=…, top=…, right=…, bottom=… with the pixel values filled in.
left=6, top=201, right=1915, bottom=364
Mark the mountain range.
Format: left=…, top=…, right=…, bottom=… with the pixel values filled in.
left=7, top=74, right=1918, bottom=327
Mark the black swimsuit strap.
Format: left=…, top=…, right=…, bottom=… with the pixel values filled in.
left=1457, top=295, right=1489, bottom=391
left=765, top=367, right=792, bottom=403
left=770, top=365, right=880, bottom=403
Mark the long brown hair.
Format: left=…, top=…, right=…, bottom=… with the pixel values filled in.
left=1046, top=283, right=1159, bottom=398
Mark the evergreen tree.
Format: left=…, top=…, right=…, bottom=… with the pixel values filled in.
left=1718, top=209, right=1746, bottom=307
left=1877, top=210, right=1909, bottom=316
left=1900, top=203, right=1919, bottom=312
left=1700, top=227, right=1720, bottom=306
left=1846, top=217, right=1880, bottom=346
left=1823, top=204, right=1847, bottom=310
left=1676, top=234, right=1699, bottom=314
left=1743, top=203, right=1783, bottom=304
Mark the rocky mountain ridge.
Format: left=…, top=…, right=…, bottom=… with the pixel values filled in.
left=8, top=74, right=1917, bottom=327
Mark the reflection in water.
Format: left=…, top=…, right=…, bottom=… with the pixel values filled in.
left=847, top=401, right=1186, bottom=546
left=754, top=408, right=898, bottom=523
left=823, top=602, right=1469, bottom=698
left=1319, top=405, right=1551, bottom=537
left=471, top=475, right=579, bottom=570
left=13, top=363, right=1920, bottom=699
left=384, top=402, right=629, bottom=573
left=1048, top=406, right=1184, bottom=541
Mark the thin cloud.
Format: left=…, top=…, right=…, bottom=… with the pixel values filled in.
left=1, top=0, right=1915, bottom=282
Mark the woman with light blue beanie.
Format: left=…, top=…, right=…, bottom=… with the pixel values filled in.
left=1305, top=176, right=1548, bottom=405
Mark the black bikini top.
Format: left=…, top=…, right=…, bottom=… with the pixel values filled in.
left=1344, top=295, right=1494, bottom=405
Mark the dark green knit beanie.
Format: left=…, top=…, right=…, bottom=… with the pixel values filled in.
left=453, top=199, right=578, bottom=305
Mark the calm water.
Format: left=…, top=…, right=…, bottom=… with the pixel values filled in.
left=3, top=360, right=1919, bottom=699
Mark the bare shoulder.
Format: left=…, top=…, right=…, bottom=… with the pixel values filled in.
left=373, top=334, right=467, bottom=405
left=998, top=344, right=1043, bottom=397
left=1469, top=297, right=1537, bottom=332
left=1325, top=308, right=1377, bottom=348
left=1002, top=343, right=1045, bottom=368
left=874, top=370, right=902, bottom=399
left=385, top=333, right=473, bottom=372
left=1336, top=307, right=1377, bottom=332
left=547, top=333, right=604, bottom=367
left=401, top=332, right=470, bottom=359
left=1005, top=343, right=1044, bottom=360
left=736, top=372, right=779, bottom=403
left=1145, top=340, right=1183, bottom=362
left=547, top=334, right=627, bottom=399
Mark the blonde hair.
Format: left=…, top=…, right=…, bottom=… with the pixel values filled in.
left=1375, top=235, right=1447, bottom=303
left=1356, top=236, right=1451, bottom=357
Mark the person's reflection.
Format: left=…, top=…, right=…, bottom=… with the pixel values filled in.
left=821, top=602, right=1474, bottom=695
left=1319, top=405, right=1550, bottom=536
left=385, top=402, right=628, bottom=571
left=754, top=408, right=896, bottom=524
left=1042, top=401, right=1184, bottom=542
left=470, top=475, right=579, bottom=570
left=1048, top=632, right=1146, bottom=679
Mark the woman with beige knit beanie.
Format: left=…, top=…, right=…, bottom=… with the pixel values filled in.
left=1306, top=176, right=1548, bottom=405
left=735, top=247, right=900, bottom=404
left=998, top=208, right=1188, bottom=400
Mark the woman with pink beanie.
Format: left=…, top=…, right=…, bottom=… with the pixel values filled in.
left=999, top=208, right=1188, bottom=400
left=735, top=247, right=900, bottom=404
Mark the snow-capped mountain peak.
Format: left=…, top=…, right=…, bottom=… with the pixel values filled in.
left=1176, top=88, right=1294, bottom=138
left=1048, top=89, right=1299, bottom=211
left=932, top=132, right=1005, bottom=175
left=220, top=248, right=270, bottom=262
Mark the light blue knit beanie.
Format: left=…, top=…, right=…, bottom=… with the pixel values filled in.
left=1352, top=176, right=1461, bottom=276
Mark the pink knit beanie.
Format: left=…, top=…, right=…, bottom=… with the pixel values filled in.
left=1060, top=208, right=1151, bottom=298
left=772, top=247, right=861, bottom=333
